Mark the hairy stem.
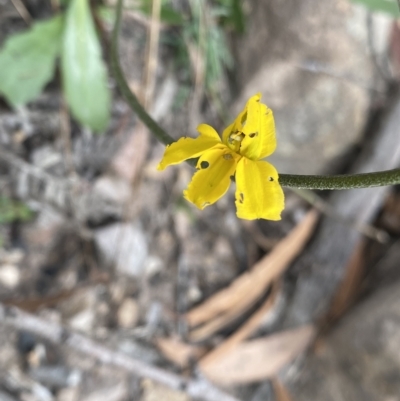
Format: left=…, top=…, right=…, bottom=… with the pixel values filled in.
left=111, top=0, right=400, bottom=190
left=279, top=169, right=400, bottom=190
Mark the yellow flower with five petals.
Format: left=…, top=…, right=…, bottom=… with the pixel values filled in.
left=157, top=93, right=284, bottom=220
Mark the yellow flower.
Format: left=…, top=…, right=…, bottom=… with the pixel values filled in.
left=157, top=93, right=284, bottom=220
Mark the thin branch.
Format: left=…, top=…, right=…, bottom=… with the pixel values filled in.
left=10, top=0, right=32, bottom=24
left=110, top=0, right=400, bottom=191
left=0, top=303, right=240, bottom=401
left=143, top=0, right=161, bottom=108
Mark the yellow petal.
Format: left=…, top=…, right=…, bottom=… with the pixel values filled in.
left=157, top=124, right=221, bottom=171
left=184, top=146, right=240, bottom=210
left=239, top=93, right=276, bottom=160
left=235, top=158, right=284, bottom=220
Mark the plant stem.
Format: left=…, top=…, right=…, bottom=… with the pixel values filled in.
left=110, top=0, right=400, bottom=191
left=279, top=169, right=400, bottom=190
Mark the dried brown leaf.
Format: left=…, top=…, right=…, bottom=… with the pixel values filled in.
left=156, top=337, right=207, bottom=368
left=198, top=281, right=280, bottom=365
left=186, top=210, right=319, bottom=329
left=200, top=325, right=315, bottom=385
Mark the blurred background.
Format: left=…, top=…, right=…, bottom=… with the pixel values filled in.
left=1, top=0, right=400, bottom=400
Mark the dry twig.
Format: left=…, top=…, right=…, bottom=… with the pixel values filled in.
left=10, top=0, right=32, bottom=24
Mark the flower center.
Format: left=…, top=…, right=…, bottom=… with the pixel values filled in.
left=227, top=131, right=245, bottom=152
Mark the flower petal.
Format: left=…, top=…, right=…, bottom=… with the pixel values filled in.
left=184, top=147, right=240, bottom=210
left=157, top=124, right=221, bottom=171
left=239, top=93, right=276, bottom=160
left=235, top=158, right=284, bottom=220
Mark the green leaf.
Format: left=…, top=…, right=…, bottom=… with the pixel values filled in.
left=62, top=0, right=110, bottom=132
left=350, top=0, right=399, bottom=17
left=0, top=16, right=63, bottom=107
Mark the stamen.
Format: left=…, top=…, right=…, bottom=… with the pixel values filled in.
left=229, top=132, right=245, bottom=143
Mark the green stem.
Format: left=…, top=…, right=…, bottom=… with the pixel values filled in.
left=279, top=170, right=400, bottom=190
left=111, top=0, right=400, bottom=191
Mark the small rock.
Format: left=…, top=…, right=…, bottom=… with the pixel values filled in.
left=117, top=298, right=139, bottom=328
left=187, top=286, right=202, bottom=303
left=0, top=264, right=20, bottom=288
left=93, top=175, right=132, bottom=204
left=68, top=309, right=96, bottom=334
left=94, top=222, right=148, bottom=277
left=144, top=256, right=164, bottom=278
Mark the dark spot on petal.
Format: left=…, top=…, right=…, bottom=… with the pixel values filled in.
left=249, top=132, right=258, bottom=138
left=268, top=177, right=274, bottom=181
left=223, top=154, right=233, bottom=160
left=200, top=161, right=209, bottom=169
left=239, top=193, right=244, bottom=203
